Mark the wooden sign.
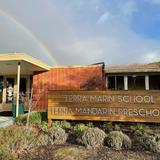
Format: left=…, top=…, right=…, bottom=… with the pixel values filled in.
left=48, top=90, right=160, bottom=123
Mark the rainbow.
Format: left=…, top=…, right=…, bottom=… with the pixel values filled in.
left=0, top=9, right=58, bottom=65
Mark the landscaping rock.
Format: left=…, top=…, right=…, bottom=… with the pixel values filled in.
left=106, top=131, right=132, bottom=150
left=82, top=127, right=107, bottom=148
left=48, top=126, right=68, bottom=145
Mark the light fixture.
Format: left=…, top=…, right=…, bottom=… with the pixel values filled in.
left=132, top=75, right=136, bottom=78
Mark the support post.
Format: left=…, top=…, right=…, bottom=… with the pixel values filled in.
left=124, top=75, right=128, bottom=90
left=2, top=76, right=6, bottom=103
left=48, top=118, right=52, bottom=126
left=16, top=62, right=21, bottom=117
left=14, top=76, right=17, bottom=102
left=145, top=75, right=149, bottom=90
left=26, top=76, right=31, bottom=109
left=105, top=76, right=108, bottom=89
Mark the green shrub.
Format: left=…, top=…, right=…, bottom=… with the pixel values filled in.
left=52, top=120, right=61, bottom=127
left=41, top=121, right=49, bottom=131
left=86, top=122, right=94, bottom=128
left=74, top=123, right=88, bottom=137
left=0, top=126, right=39, bottom=159
left=36, top=133, right=49, bottom=146
left=0, top=145, right=15, bottom=160
left=40, top=112, right=47, bottom=122
left=61, top=121, right=71, bottom=128
left=131, top=123, right=148, bottom=135
left=106, top=131, right=132, bottom=150
left=114, top=124, right=121, bottom=131
left=52, top=120, right=71, bottom=129
left=48, top=126, right=68, bottom=145
left=15, top=112, right=46, bottom=126
left=15, top=115, right=26, bottom=126
left=102, top=122, right=113, bottom=132
left=107, top=131, right=122, bottom=150
left=28, top=112, right=42, bottom=125
left=82, top=127, right=107, bottom=148
left=136, top=133, right=160, bottom=153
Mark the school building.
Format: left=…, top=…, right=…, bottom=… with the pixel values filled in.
left=0, top=53, right=159, bottom=113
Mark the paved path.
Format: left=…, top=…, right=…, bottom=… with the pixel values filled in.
left=0, top=116, right=15, bottom=128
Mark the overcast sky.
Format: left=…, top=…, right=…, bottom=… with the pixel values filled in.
left=0, top=0, right=160, bottom=66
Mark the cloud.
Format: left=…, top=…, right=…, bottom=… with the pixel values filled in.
left=143, top=51, right=160, bottom=62
left=97, top=12, right=110, bottom=24
left=0, top=0, right=160, bottom=66
left=119, top=0, right=138, bottom=17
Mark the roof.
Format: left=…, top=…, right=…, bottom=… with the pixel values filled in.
left=0, top=53, right=51, bottom=75
left=51, top=63, right=104, bottom=69
left=105, top=61, right=160, bottom=74
left=0, top=53, right=51, bottom=70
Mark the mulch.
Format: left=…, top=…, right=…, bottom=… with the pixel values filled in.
left=18, top=144, right=159, bottom=160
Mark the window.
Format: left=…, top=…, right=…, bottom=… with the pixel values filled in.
left=150, top=75, right=160, bottom=90
left=128, top=76, right=145, bottom=90
left=107, top=76, right=124, bottom=90
left=107, top=76, right=115, bottom=90
left=117, top=76, right=124, bottom=90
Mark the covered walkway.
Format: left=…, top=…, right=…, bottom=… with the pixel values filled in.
left=0, top=53, right=51, bottom=116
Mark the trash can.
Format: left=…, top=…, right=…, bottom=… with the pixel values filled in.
left=12, top=102, right=24, bottom=118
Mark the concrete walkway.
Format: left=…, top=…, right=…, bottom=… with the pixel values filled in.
left=0, top=116, right=15, bottom=128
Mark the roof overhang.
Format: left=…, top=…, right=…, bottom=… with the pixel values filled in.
left=0, top=53, right=51, bottom=75
left=105, top=62, right=160, bottom=75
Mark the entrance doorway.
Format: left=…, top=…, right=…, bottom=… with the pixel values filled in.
left=20, top=78, right=26, bottom=93
left=6, top=77, right=27, bottom=103
left=6, top=78, right=14, bottom=103
left=20, top=78, right=27, bottom=103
